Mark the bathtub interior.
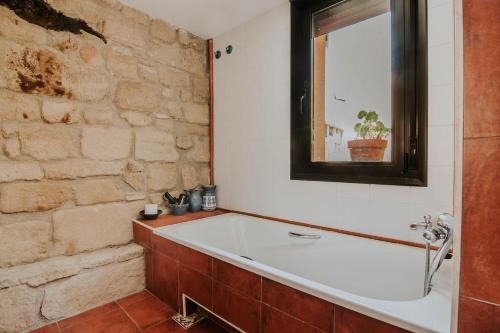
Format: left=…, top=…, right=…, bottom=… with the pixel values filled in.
left=156, top=213, right=449, bottom=302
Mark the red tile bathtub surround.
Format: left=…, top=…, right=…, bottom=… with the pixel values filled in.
left=179, top=264, right=214, bottom=310
left=152, top=251, right=179, bottom=310
left=334, top=306, right=410, bottom=333
left=262, top=278, right=333, bottom=332
left=460, top=138, right=500, bottom=305
left=132, top=224, right=155, bottom=294
left=213, top=258, right=262, bottom=299
left=463, top=0, right=500, bottom=139
left=133, top=223, right=152, bottom=249
left=135, top=209, right=228, bottom=229
left=458, top=296, right=500, bottom=333
left=144, top=247, right=154, bottom=292
left=178, top=244, right=213, bottom=276
left=151, top=233, right=178, bottom=258
left=213, top=282, right=261, bottom=333
left=133, top=212, right=411, bottom=333
left=144, top=237, right=414, bottom=333
left=261, top=304, right=324, bottom=333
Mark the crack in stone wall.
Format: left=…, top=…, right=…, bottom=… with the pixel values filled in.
left=0, top=0, right=107, bottom=43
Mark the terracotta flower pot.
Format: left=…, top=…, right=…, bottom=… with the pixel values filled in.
left=347, top=139, right=388, bottom=161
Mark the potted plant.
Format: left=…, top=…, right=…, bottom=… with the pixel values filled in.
left=347, top=110, right=391, bottom=161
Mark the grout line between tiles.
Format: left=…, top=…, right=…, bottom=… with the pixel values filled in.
left=116, top=301, right=143, bottom=332
left=133, top=220, right=155, bottom=230
left=56, top=302, right=120, bottom=331
left=262, top=302, right=329, bottom=333
left=120, top=290, right=153, bottom=308
left=177, top=260, right=181, bottom=313
left=463, top=295, right=500, bottom=308
left=145, top=319, right=170, bottom=332
left=332, top=304, right=336, bottom=333
left=260, top=276, right=263, bottom=301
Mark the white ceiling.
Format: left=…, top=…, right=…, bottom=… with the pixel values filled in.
left=120, top=0, right=287, bottom=39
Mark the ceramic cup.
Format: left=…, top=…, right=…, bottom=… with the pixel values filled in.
left=145, top=204, right=158, bottom=215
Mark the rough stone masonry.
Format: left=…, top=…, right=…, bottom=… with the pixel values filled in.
left=0, top=0, right=210, bottom=331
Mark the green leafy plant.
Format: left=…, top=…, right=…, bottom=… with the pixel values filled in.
left=353, top=110, right=391, bottom=140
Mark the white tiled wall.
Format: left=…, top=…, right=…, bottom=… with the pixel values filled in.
left=214, top=0, right=455, bottom=243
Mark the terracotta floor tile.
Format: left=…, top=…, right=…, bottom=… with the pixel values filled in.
left=60, top=309, right=139, bottom=333
left=117, top=290, right=152, bottom=307
left=120, top=294, right=176, bottom=329
left=29, top=323, right=60, bottom=333
left=143, top=320, right=185, bottom=333
left=58, top=302, right=120, bottom=330
left=144, top=319, right=228, bottom=333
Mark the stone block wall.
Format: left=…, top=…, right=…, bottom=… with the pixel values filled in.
left=0, top=0, right=209, bottom=331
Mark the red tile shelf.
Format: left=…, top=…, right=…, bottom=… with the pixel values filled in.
left=134, top=209, right=228, bottom=229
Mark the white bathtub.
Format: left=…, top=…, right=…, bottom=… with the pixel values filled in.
left=154, top=213, right=452, bottom=333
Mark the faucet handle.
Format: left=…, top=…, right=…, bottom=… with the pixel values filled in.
left=410, top=222, right=428, bottom=230
left=409, top=214, right=433, bottom=230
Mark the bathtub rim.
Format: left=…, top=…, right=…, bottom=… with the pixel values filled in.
left=151, top=213, right=452, bottom=333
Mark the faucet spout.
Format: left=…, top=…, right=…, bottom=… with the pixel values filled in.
left=410, top=213, right=453, bottom=296
left=424, top=214, right=453, bottom=294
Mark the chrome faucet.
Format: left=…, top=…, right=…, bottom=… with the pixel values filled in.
left=410, top=213, right=453, bottom=296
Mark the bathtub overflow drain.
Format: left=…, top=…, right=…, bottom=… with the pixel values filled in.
left=240, top=255, right=254, bottom=261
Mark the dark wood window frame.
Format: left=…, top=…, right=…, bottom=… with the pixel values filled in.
left=290, top=0, right=428, bottom=186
